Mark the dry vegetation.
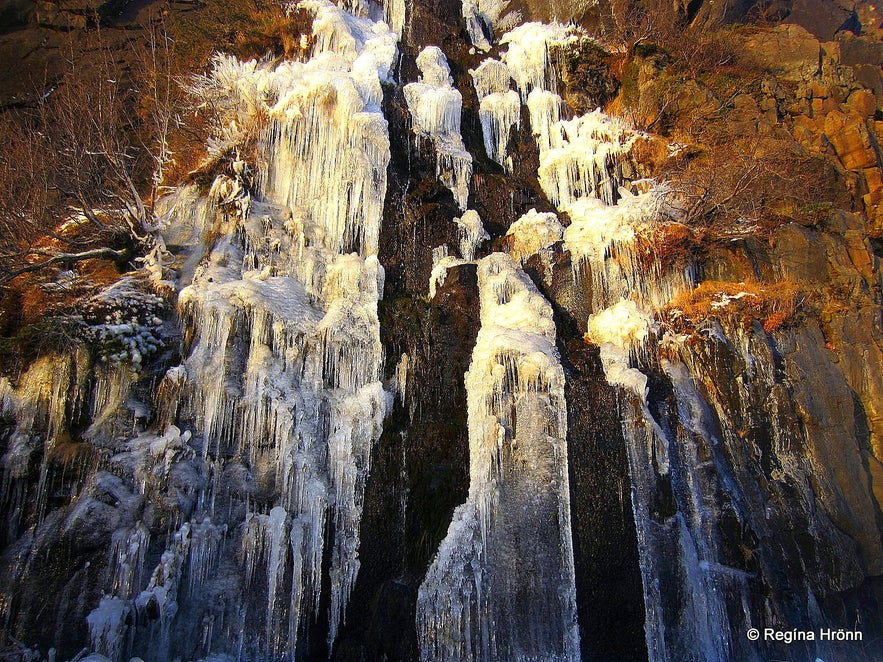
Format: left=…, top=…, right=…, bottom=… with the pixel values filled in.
left=659, top=137, right=849, bottom=238
left=666, top=278, right=805, bottom=333
left=0, top=0, right=315, bottom=372
left=594, top=0, right=856, bottom=245
left=633, top=221, right=701, bottom=271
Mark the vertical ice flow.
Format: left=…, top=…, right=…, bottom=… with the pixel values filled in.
left=170, top=0, right=395, bottom=656
left=417, top=253, right=580, bottom=661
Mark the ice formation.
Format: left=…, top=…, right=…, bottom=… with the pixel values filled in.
left=498, top=21, right=694, bottom=311
left=470, top=59, right=520, bottom=170
left=404, top=46, right=473, bottom=209
left=505, top=208, right=563, bottom=263
left=383, top=0, right=406, bottom=36
left=586, top=299, right=655, bottom=398
left=481, top=91, right=521, bottom=171
left=462, top=0, right=520, bottom=52
left=497, top=23, right=693, bottom=313
left=462, top=0, right=493, bottom=52
left=429, top=256, right=468, bottom=300
left=470, top=59, right=511, bottom=99
left=417, top=253, right=580, bottom=661
left=36, top=2, right=399, bottom=659
left=500, top=22, right=579, bottom=100
left=455, top=210, right=490, bottom=261
left=495, top=33, right=729, bottom=662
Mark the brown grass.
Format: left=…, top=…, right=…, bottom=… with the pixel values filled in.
left=232, top=5, right=315, bottom=60
left=667, top=278, right=804, bottom=333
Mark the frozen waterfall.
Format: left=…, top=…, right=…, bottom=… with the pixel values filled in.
left=416, top=253, right=580, bottom=662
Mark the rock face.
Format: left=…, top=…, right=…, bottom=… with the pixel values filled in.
left=35, top=0, right=122, bottom=28
left=1, top=1, right=883, bottom=661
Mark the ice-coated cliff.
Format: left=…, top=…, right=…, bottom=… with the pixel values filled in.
left=1, top=1, right=883, bottom=661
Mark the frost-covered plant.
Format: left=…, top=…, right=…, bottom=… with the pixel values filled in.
left=78, top=277, right=168, bottom=368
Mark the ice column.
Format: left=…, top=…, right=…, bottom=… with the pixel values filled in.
left=171, top=1, right=395, bottom=656
left=455, top=210, right=489, bottom=261
left=417, top=253, right=580, bottom=661
left=501, top=22, right=577, bottom=100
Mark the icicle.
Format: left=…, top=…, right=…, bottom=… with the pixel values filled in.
left=500, top=22, right=579, bottom=100
left=404, top=47, right=473, bottom=210
left=470, top=59, right=520, bottom=169
left=87, top=597, right=131, bottom=662
left=188, top=518, right=225, bottom=596
left=383, top=0, right=406, bottom=38
left=455, top=210, right=489, bottom=261
left=161, top=3, right=395, bottom=656
left=133, top=522, right=192, bottom=658
left=429, top=256, right=468, bottom=300
left=537, top=110, right=639, bottom=208
left=470, top=59, right=513, bottom=101
left=479, top=91, right=521, bottom=171
left=109, top=523, right=150, bottom=599
left=527, top=89, right=562, bottom=154
left=395, top=353, right=410, bottom=403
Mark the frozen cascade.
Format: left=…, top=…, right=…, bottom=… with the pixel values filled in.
left=109, top=523, right=150, bottom=600
left=538, top=110, right=640, bottom=208
left=560, top=103, right=794, bottom=661
left=404, top=46, right=473, bottom=210
left=500, top=21, right=694, bottom=311
left=470, top=59, right=513, bottom=101
left=87, top=597, right=131, bottom=662
left=500, top=24, right=728, bottom=659
left=455, top=210, right=490, bottom=261
left=74, top=0, right=396, bottom=657
left=417, top=253, right=580, bottom=661
left=581, top=299, right=729, bottom=662
left=0, top=349, right=142, bottom=527
left=133, top=522, right=193, bottom=658
left=614, top=321, right=883, bottom=662
left=526, top=90, right=563, bottom=153
left=564, top=188, right=694, bottom=311
left=383, top=0, right=406, bottom=37
left=606, top=331, right=776, bottom=662
left=500, top=22, right=579, bottom=100
left=479, top=92, right=521, bottom=171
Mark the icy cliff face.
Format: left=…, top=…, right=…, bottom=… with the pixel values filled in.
left=2, top=1, right=395, bottom=659
left=417, top=253, right=580, bottom=662
left=2, top=1, right=883, bottom=661
left=162, top=1, right=396, bottom=655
